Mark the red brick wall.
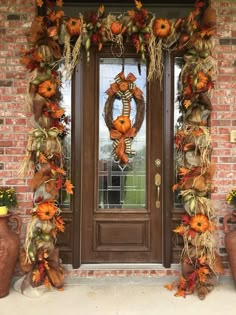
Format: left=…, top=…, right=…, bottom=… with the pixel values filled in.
left=0, top=1, right=36, bottom=239
left=211, top=0, right=236, bottom=265
left=0, top=1, right=235, bottom=269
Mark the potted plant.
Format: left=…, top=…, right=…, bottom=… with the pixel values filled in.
left=0, top=187, right=18, bottom=215
left=224, top=188, right=236, bottom=287
left=0, top=187, right=21, bottom=298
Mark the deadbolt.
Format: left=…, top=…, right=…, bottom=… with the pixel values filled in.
left=155, top=159, right=161, bottom=168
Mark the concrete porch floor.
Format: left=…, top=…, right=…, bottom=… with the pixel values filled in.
left=1, top=276, right=235, bottom=315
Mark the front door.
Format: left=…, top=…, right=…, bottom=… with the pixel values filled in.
left=73, top=46, right=166, bottom=264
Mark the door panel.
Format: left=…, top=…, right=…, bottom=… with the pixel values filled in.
left=78, top=46, right=163, bottom=263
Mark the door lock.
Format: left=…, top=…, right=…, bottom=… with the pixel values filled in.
left=155, top=159, right=161, bottom=168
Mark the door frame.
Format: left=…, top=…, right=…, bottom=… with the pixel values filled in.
left=71, top=49, right=175, bottom=269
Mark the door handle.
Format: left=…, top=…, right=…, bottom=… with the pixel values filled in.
left=155, top=173, right=161, bottom=208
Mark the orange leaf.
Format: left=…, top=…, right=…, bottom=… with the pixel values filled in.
left=32, top=270, right=41, bottom=284
left=198, top=266, right=209, bottom=283
left=134, top=0, right=142, bottom=10
left=44, top=277, right=51, bottom=289
left=56, top=0, right=63, bottom=7
left=183, top=100, right=192, bottom=109
left=192, top=128, right=203, bottom=137
left=39, top=153, right=48, bottom=163
left=36, top=0, right=44, bottom=7
left=51, top=108, right=65, bottom=118
left=128, top=9, right=135, bottom=18
left=164, top=284, right=173, bottom=291
left=174, top=290, right=186, bottom=298
left=55, top=167, right=66, bottom=175
left=178, top=167, right=190, bottom=176
left=198, top=255, right=206, bottom=265
left=65, top=179, right=74, bottom=194
left=98, top=4, right=104, bottom=15
left=98, top=42, right=103, bottom=51
left=172, top=183, right=179, bottom=192
left=173, top=225, right=186, bottom=235
left=54, top=216, right=65, bottom=233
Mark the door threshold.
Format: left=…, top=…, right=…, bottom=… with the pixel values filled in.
left=65, top=263, right=181, bottom=270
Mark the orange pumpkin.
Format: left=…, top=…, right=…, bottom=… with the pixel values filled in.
left=153, top=18, right=171, bottom=38
left=38, top=80, right=56, bottom=98
left=195, top=71, right=208, bottom=91
left=111, top=21, right=122, bottom=35
left=66, top=18, right=81, bottom=36
left=189, top=214, right=209, bottom=233
left=113, top=115, right=131, bottom=134
left=36, top=201, right=57, bottom=220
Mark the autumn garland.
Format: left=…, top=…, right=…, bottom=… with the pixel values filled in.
left=166, top=2, right=223, bottom=300
left=19, top=0, right=220, bottom=296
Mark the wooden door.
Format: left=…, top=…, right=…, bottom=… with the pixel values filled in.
left=72, top=46, right=167, bottom=265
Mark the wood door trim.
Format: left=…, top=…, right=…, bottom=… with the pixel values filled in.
left=162, top=52, right=175, bottom=268
left=71, top=62, right=84, bottom=268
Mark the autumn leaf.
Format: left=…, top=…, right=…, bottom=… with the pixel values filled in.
left=172, top=183, right=179, bottom=192
left=56, top=0, right=63, bottom=7
left=32, top=270, right=41, bottom=284
left=43, top=250, right=49, bottom=259
left=55, top=167, right=66, bottom=175
left=51, top=108, right=65, bottom=118
left=98, top=42, right=103, bottom=52
left=134, top=0, right=142, bottom=10
left=192, top=128, right=203, bottom=137
left=54, top=216, right=65, bottom=233
left=187, top=271, right=196, bottom=293
left=198, top=266, right=209, bottom=283
left=178, top=167, right=190, bottom=176
left=44, top=276, right=51, bottom=289
left=173, top=225, right=186, bottom=235
left=65, top=179, right=74, bottom=194
left=32, top=52, right=43, bottom=62
left=188, top=229, right=196, bottom=238
left=98, top=4, right=104, bottom=16
left=199, top=28, right=215, bottom=38
left=36, top=0, right=44, bottom=7
left=198, top=255, right=206, bottom=265
left=183, top=99, right=192, bottom=109
left=174, top=290, right=186, bottom=298
left=39, top=153, right=48, bottom=163
left=128, top=10, right=135, bottom=18
left=164, top=284, right=173, bottom=291
left=20, top=56, right=31, bottom=67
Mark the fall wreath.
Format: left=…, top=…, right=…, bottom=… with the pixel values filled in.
left=104, top=72, right=145, bottom=165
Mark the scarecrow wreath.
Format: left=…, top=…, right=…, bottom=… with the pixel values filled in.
left=19, top=0, right=221, bottom=298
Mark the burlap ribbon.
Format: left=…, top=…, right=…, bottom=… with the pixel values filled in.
left=110, top=127, right=136, bottom=164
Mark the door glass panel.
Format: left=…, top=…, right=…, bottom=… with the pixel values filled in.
left=98, top=58, right=146, bottom=209
left=174, top=57, right=184, bottom=207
